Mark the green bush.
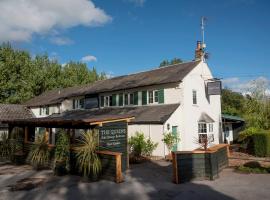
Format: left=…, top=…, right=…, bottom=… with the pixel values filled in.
left=54, top=129, right=70, bottom=175
left=162, top=132, right=179, bottom=152
left=129, top=132, right=158, bottom=157
left=0, top=132, right=10, bottom=159
left=252, top=131, right=270, bottom=157
left=237, top=161, right=270, bottom=174
left=238, top=127, right=260, bottom=142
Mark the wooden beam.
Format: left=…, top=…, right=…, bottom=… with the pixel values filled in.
left=24, top=126, right=29, bottom=143
left=172, top=151, right=179, bottom=184
left=90, top=117, right=134, bottom=126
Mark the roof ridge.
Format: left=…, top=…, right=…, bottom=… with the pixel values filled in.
left=103, top=60, right=201, bottom=82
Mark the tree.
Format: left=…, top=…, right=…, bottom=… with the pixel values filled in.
left=0, top=43, right=106, bottom=104
left=159, top=57, right=183, bottom=67
left=221, top=88, right=245, bottom=116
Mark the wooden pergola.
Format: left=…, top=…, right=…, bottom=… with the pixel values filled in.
left=4, top=114, right=134, bottom=183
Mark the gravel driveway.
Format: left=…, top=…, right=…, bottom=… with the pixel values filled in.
left=0, top=160, right=269, bottom=200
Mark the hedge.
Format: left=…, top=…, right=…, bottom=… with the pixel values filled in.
left=252, top=131, right=270, bottom=157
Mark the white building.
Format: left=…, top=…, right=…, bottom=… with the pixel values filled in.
left=24, top=42, right=223, bottom=157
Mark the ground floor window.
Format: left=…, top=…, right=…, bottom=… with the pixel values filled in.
left=198, top=133, right=214, bottom=143
left=198, top=122, right=214, bottom=144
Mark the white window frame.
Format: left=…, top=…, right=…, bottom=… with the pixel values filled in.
left=208, top=123, right=214, bottom=133
left=198, top=122, right=215, bottom=143
left=148, top=90, right=159, bottom=104
left=198, top=122, right=207, bottom=133
left=73, top=98, right=85, bottom=109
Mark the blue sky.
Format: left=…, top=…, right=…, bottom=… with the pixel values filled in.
left=1, top=0, right=270, bottom=92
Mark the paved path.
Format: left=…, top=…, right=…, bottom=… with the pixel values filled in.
left=0, top=161, right=269, bottom=200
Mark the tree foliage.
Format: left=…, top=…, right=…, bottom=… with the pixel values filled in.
left=222, top=87, right=270, bottom=130
left=0, top=43, right=106, bottom=104
left=159, top=57, right=183, bottom=67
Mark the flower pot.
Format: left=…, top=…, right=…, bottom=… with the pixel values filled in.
left=13, top=151, right=25, bottom=165
left=54, top=160, right=68, bottom=176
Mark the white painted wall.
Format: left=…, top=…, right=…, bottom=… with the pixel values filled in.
left=60, top=99, right=73, bottom=112
left=99, top=82, right=181, bottom=106
left=128, top=124, right=166, bottom=157
left=180, top=61, right=222, bottom=150
left=31, top=105, right=60, bottom=118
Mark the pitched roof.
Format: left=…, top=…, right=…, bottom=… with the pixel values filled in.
left=222, top=114, right=245, bottom=122
left=0, top=104, right=34, bottom=121
left=25, top=61, right=200, bottom=107
left=198, top=112, right=215, bottom=123
left=6, top=104, right=180, bottom=126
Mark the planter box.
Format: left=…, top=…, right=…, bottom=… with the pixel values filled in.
left=172, top=144, right=229, bottom=183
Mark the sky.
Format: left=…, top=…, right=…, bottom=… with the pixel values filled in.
left=0, top=0, right=270, bottom=93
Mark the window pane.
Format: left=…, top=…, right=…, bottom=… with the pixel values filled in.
left=124, top=94, right=128, bottom=105
left=199, top=134, right=207, bottom=143
left=193, top=90, right=197, bottom=104
left=129, top=93, right=134, bottom=105
left=79, top=98, right=85, bottom=108
left=148, top=91, right=153, bottom=104
left=154, top=90, right=159, bottom=102
left=109, top=96, right=113, bottom=106
left=198, top=123, right=207, bottom=133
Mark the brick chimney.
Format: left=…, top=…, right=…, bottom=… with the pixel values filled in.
left=195, top=41, right=204, bottom=60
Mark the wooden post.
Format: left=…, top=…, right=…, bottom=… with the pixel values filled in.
left=226, top=144, right=230, bottom=158
left=24, top=126, right=29, bottom=143
left=172, top=151, right=179, bottom=184
left=45, top=128, right=49, bottom=143
left=115, top=154, right=123, bottom=183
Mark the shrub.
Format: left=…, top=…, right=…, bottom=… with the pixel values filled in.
left=0, top=132, right=10, bottom=159
left=27, top=133, right=50, bottom=170
left=74, top=129, right=101, bottom=179
left=162, top=132, right=179, bottom=152
left=129, top=132, right=158, bottom=158
left=54, top=129, right=70, bottom=175
left=238, top=127, right=260, bottom=142
left=237, top=161, right=270, bottom=174
left=252, top=131, right=270, bottom=157
left=144, top=138, right=158, bottom=157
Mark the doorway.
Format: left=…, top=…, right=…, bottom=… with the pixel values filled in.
left=172, top=126, right=178, bottom=151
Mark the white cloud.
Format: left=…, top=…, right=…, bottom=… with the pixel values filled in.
left=0, top=0, right=112, bottom=42
left=50, top=37, right=74, bottom=45
left=222, top=77, right=240, bottom=85
left=126, top=0, right=146, bottom=6
left=223, top=76, right=270, bottom=97
left=81, top=55, right=97, bottom=62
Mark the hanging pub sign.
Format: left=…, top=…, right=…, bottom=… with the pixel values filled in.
left=207, top=81, right=222, bottom=95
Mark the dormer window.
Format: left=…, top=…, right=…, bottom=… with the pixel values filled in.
left=39, top=106, right=49, bottom=115
left=73, top=98, right=85, bottom=109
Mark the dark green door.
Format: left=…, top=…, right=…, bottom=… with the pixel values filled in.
left=172, top=126, right=178, bottom=151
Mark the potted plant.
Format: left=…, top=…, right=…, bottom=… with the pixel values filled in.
left=27, top=133, right=50, bottom=170
left=53, top=129, right=70, bottom=176
left=74, top=129, right=101, bottom=181
left=162, top=132, right=179, bottom=160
